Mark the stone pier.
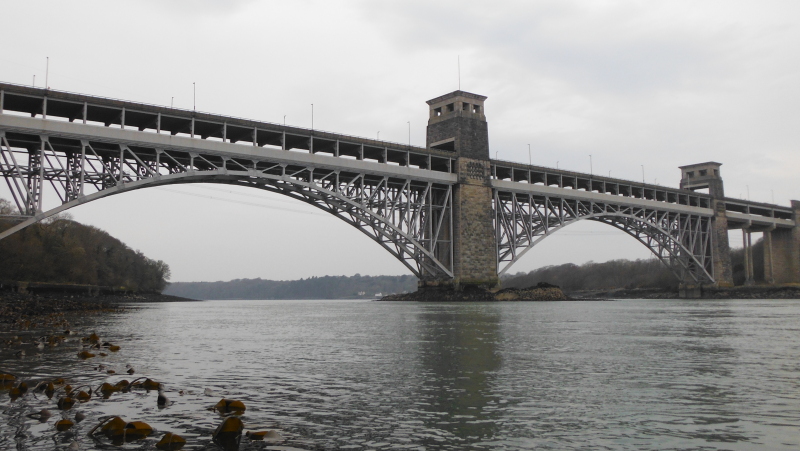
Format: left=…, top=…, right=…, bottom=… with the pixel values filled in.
left=423, top=91, right=499, bottom=290
left=765, top=200, right=800, bottom=284
left=679, top=162, right=733, bottom=287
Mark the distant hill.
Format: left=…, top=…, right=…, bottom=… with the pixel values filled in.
left=164, top=274, right=418, bottom=300
left=502, top=242, right=761, bottom=293
left=0, top=199, right=170, bottom=292
left=166, top=242, right=759, bottom=300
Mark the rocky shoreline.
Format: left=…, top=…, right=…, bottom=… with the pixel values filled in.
left=379, top=282, right=800, bottom=302
left=379, top=282, right=569, bottom=302
left=0, top=291, right=196, bottom=332
left=568, top=284, right=800, bottom=300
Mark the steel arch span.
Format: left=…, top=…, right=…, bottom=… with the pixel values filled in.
left=0, top=132, right=454, bottom=279
left=494, top=191, right=715, bottom=284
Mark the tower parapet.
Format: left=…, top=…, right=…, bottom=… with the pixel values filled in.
left=679, top=162, right=723, bottom=197
left=426, top=91, right=489, bottom=160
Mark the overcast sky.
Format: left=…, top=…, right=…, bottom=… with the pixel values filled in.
left=2, top=1, right=798, bottom=282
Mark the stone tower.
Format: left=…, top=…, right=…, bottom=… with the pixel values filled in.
left=425, top=91, right=499, bottom=289
left=679, top=162, right=733, bottom=286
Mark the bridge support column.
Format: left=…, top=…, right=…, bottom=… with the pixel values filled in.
left=423, top=90, right=499, bottom=291
left=742, top=229, right=754, bottom=285
left=451, top=158, right=499, bottom=289
left=763, top=226, right=775, bottom=284
left=767, top=200, right=800, bottom=284
left=711, top=201, right=734, bottom=287
left=680, top=163, right=733, bottom=287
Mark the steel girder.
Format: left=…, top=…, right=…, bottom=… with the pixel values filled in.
left=0, top=131, right=453, bottom=279
left=494, top=190, right=715, bottom=284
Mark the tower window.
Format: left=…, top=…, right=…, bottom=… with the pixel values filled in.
left=686, top=171, right=694, bottom=177
left=714, top=169, right=719, bottom=176
left=446, top=103, right=454, bottom=112
left=473, top=105, right=481, bottom=114
left=699, top=170, right=707, bottom=176
left=434, top=107, right=442, bottom=117
left=462, top=102, right=470, bottom=111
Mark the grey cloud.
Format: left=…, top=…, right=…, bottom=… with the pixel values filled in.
left=358, top=1, right=737, bottom=94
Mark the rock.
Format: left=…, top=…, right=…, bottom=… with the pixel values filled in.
left=380, top=282, right=569, bottom=302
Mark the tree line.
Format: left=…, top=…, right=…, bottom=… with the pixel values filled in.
left=164, top=274, right=418, bottom=300
left=166, top=240, right=762, bottom=299
left=502, top=239, right=766, bottom=292
left=0, top=199, right=171, bottom=292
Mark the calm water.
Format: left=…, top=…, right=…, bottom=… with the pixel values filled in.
left=2, top=299, right=800, bottom=450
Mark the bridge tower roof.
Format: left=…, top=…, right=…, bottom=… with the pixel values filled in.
left=679, top=161, right=724, bottom=197
left=425, top=91, right=489, bottom=159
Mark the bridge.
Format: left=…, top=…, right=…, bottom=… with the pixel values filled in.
left=0, top=83, right=797, bottom=291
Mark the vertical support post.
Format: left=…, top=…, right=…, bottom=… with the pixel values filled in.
left=191, top=118, right=195, bottom=138
left=746, top=230, right=753, bottom=279
left=222, top=122, right=227, bottom=142
left=792, top=200, right=800, bottom=284
left=252, top=127, right=257, bottom=146
left=34, top=138, right=45, bottom=213
left=764, top=227, right=775, bottom=284
left=281, top=132, right=286, bottom=150
left=310, top=136, right=314, bottom=154
left=79, top=140, right=86, bottom=197
left=742, top=229, right=753, bottom=285
left=0, top=90, right=4, bottom=113
left=450, top=185, right=454, bottom=273
left=82, top=102, right=87, bottom=124
left=118, top=145, right=125, bottom=184
left=334, top=140, right=339, bottom=157
left=42, top=97, right=47, bottom=119
left=121, top=108, right=125, bottom=129
left=156, top=113, right=161, bottom=134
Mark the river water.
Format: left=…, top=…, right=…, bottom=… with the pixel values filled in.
left=2, top=299, right=799, bottom=450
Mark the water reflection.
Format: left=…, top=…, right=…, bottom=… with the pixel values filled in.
left=2, top=299, right=800, bottom=450
left=645, top=303, right=747, bottom=443
left=417, top=304, right=502, bottom=444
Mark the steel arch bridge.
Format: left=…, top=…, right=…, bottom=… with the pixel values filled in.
left=0, top=83, right=795, bottom=287
left=494, top=191, right=713, bottom=284
left=0, top=130, right=455, bottom=279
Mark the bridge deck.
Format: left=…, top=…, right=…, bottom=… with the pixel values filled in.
left=492, top=159, right=794, bottom=229
left=0, top=83, right=456, bottom=174
left=0, top=82, right=793, bottom=229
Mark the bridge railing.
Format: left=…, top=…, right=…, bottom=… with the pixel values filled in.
left=490, top=160, right=794, bottom=225
left=491, top=160, right=713, bottom=208
left=0, top=82, right=456, bottom=175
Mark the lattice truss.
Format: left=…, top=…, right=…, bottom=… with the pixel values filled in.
left=494, top=191, right=715, bottom=284
left=0, top=131, right=454, bottom=278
